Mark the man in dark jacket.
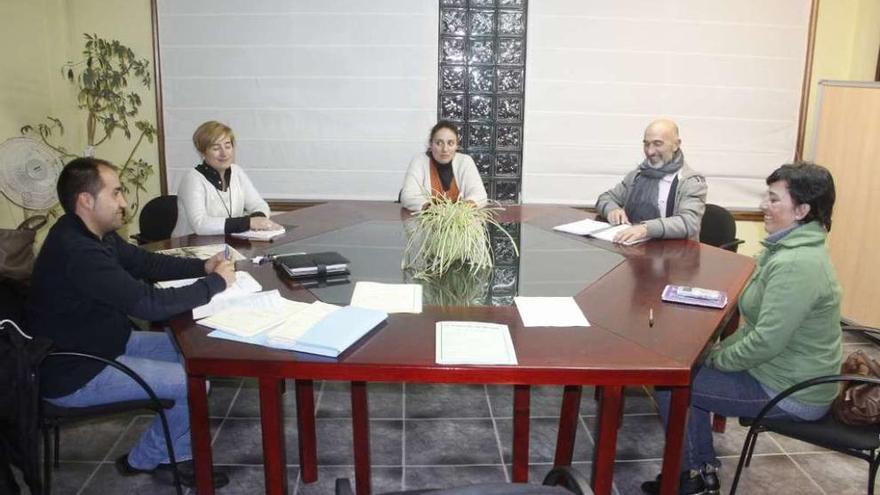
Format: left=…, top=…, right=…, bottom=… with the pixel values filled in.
left=27, top=157, right=235, bottom=488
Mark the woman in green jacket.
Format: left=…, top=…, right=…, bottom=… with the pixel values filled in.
left=642, top=163, right=842, bottom=495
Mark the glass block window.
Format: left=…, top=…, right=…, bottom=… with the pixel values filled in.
left=438, top=0, right=527, bottom=205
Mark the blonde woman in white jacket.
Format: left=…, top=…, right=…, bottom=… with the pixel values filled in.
left=400, top=121, right=488, bottom=212
left=172, top=121, right=280, bottom=237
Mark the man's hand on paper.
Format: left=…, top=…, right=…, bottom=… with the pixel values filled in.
left=249, top=216, right=282, bottom=231
left=204, top=251, right=228, bottom=274
left=607, top=208, right=629, bottom=225
left=213, top=261, right=237, bottom=288
left=613, top=223, right=649, bottom=244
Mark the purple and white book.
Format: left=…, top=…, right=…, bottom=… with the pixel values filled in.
left=661, top=285, right=728, bottom=309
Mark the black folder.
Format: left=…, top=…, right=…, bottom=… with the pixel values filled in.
left=272, top=251, right=350, bottom=279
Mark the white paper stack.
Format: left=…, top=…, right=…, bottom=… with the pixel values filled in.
left=265, top=301, right=342, bottom=348
left=435, top=321, right=517, bottom=365
left=350, top=281, right=423, bottom=314
left=198, top=308, right=288, bottom=337
left=231, top=227, right=286, bottom=241
left=552, top=218, right=647, bottom=246
left=514, top=297, right=590, bottom=327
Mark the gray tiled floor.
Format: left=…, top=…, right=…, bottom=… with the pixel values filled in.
left=31, top=336, right=876, bottom=495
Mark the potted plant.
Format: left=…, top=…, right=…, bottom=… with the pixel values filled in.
left=401, top=195, right=519, bottom=280
left=21, top=33, right=156, bottom=223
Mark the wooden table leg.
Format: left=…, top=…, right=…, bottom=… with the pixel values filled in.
left=659, top=386, right=689, bottom=495
left=259, top=377, right=288, bottom=495
left=351, top=381, right=371, bottom=495
left=295, top=380, right=318, bottom=483
left=554, top=385, right=582, bottom=467
left=512, top=385, right=531, bottom=482
left=591, top=385, right=622, bottom=495
left=187, top=375, right=214, bottom=495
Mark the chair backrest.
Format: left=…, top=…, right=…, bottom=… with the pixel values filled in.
left=700, top=204, right=738, bottom=251
left=137, top=195, right=178, bottom=244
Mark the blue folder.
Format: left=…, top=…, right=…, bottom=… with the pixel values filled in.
left=292, top=306, right=388, bottom=357
left=207, top=305, right=387, bottom=358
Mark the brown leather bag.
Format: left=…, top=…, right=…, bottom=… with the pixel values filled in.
left=832, top=350, right=880, bottom=425
left=0, top=216, right=47, bottom=283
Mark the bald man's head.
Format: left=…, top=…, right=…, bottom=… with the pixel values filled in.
left=643, top=119, right=681, bottom=167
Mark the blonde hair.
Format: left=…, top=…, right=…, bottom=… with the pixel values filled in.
left=192, top=121, right=235, bottom=153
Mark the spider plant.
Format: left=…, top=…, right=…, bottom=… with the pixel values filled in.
left=401, top=194, right=519, bottom=280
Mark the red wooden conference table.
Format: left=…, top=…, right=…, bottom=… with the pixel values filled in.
left=162, top=201, right=754, bottom=495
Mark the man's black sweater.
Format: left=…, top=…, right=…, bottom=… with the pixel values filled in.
left=27, top=214, right=226, bottom=398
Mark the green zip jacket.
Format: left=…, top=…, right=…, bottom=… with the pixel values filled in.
left=708, top=221, right=843, bottom=405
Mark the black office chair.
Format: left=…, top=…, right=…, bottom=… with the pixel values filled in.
left=844, top=324, right=880, bottom=347
left=731, top=374, right=880, bottom=495
left=699, top=204, right=744, bottom=252
left=39, top=352, right=182, bottom=495
left=132, top=195, right=178, bottom=245
left=336, top=466, right=593, bottom=494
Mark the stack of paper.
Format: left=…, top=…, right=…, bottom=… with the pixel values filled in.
left=156, top=271, right=264, bottom=318
left=290, top=305, right=388, bottom=357
left=198, top=308, right=288, bottom=337
left=435, top=321, right=517, bottom=365
left=553, top=218, right=648, bottom=246
left=231, top=227, right=286, bottom=241
left=350, top=281, right=423, bottom=314
left=514, top=297, right=590, bottom=327
left=157, top=244, right=246, bottom=261
left=265, top=301, right=341, bottom=348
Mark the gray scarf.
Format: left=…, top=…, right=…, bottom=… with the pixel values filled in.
left=624, top=150, right=685, bottom=224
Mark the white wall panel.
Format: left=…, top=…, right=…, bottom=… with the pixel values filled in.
left=522, top=0, right=811, bottom=209
left=158, top=0, right=437, bottom=201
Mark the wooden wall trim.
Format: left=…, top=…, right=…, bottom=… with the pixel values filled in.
left=795, top=0, right=821, bottom=161
left=149, top=0, right=168, bottom=195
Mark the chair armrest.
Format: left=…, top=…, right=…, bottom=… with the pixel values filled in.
left=843, top=325, right=880, bottom=346
left=748, top=374, right=880, bottom=427
left=543, top=466, right=594, bottom=495
left=43, top=352, right=170, bottom=415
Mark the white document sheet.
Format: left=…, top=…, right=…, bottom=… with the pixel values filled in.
left=435, top=321, right=518, bottom=365
left=266, top=301, right=341, bottom=347
left=189, top=289, right=302, bottom=320
left=156, top=243, right=246, bottom=261
left=156, top=271, right=263, bottom=318
left=552, top=218, right=611, bottom=235
left=198, top=307, right=288, bottom=337
left=350, top=281, right=423, bottom=314
left=514, top=297, right=590, bottom=327
left=230, top=227, right=286, bottom=241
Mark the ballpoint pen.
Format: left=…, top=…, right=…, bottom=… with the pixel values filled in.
left=224, top=245, right=231, bottom=261
left=649, top=307, right=654, bottom=327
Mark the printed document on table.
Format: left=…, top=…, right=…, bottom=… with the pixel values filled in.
left=514, top=297, right=590, bottom=327
left=191, top=289, right=306, bottom=320
left=350, top=281, right=423, bottom=314
left=231, top=227, right=286, bottom=241
left=435, top=321, right=517, bottom=365
left=156, top=271, right=264, bottom=318
left=266, top=301, right=342, bottom=348
left=198, top=307, right=288, bottom=337
left=156, top=243, right=246, bottom=261
left=553, top=218, right=611, bottom=236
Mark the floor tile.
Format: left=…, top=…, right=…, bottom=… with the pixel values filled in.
left=405, top=384, right=491, bottom=418
left=405, top=465, right=508, bottom=491
left=40, top=461, right=100, bottom=495
left=315, top=381, right=403, bottom=419
left=583, top=414, right=666, bottom=461
left=55, top=413, right=135, bottom=462
left=78, top=461, right=181, bottom=494
left=207, top=377, right=242, bottom=418
left=206, top=465, right=299, bottom=495
left=405, top=419, right=501, bottom=465
left=295, top=466, right=402, bottom=495
left=226, top=378, right=301, bottom=418
left=315, top=419, right=402, bottom=466
left=495, top=417, right=594, bottom=463
left=717, top=454, right=825, bottom=494
left=789, top=452, right=870, bottom=495
left=210, top=418, right=300, bottom=465
left=486, top=385, right=598, bottom=418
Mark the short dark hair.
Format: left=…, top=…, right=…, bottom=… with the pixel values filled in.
left=57, top=157, right=118, bottom=214
left=766, top=162, right=835, bottom=231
